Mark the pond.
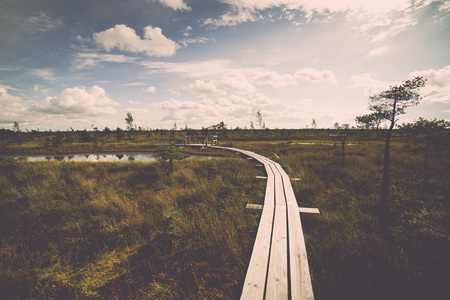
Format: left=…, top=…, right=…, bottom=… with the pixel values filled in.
left=3, top=152, right=157, bottom=163
left=2, top=152, right=223, bottom=163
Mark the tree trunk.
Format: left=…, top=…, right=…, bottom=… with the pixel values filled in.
left=380, top=101, right=397, bottom=232
left=424, top=135, right=430, bottom=173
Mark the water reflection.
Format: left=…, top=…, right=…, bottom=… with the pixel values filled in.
left=11, top=152, right=158, bottom=163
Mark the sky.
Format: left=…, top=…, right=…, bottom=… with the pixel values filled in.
left=0, top=0, right=449, bottom=131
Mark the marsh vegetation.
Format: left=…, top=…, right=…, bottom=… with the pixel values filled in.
left=0, top=128, right=448, bottom=299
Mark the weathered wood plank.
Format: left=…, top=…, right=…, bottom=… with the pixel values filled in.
left=241, top=162, right=275, bottom=299
left=277, top=166, right=315, bottom=300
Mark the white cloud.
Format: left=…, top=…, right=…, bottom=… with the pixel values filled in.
left=93, top=24, right=179, bottom=57
left=144, top=86, right=157, bottom=93
left=207, top=0, right=413, bottom=27
left=366, top=45, right=390, bottom=57
left=121, top=82, right=147, bottom=86
left=350, top=73, right=398, bottom=96
left=203, top=9, right=261, bottom=27
left=74, top=52, right=137, bottom=69
left=250, top=71, right=296, bottom=87
left=27, top=11, right=63, bottom=33
left=142, top=59, right=262, bottom=78
left=33, top=84, right=50, bottom=95
left=180, top=37, right=210, bottom=47
left=31, top=68, right=56, bottom=81
left=126, top=107, right=149, bottom=114
left=189, top=80, right=227, bottom=96
left=129, top=100, right=144, bottom=104
left=219, top=0, right=411, bottom=13
left=169, top=89, right=181, bottom=96
left=161, top=99, right=201, bottom=110
left=370, top=14, right=417, bottom=43
left=294, top=68, right=337, bottom=84
left=0, top=84, right=28, bottom=123
left=32, top=85, right=120, bottom=116
left=410, top=65, right=450, bottom=103
left=219, top=72, right=255, bottom=94
left=147, top=0, right=191, bottom=11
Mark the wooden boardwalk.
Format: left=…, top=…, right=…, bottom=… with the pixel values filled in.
left=185, top=144, right=315, bottom=299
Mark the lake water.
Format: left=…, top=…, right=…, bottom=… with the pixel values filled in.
left=7, top=152, right=159, bottom=163
left=3, top=152, right=221, bottom=163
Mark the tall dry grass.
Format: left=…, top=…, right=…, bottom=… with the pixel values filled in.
left=0, top=157, right=264, bottom=299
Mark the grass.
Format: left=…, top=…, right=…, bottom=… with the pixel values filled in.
left=0, top=157, right=264, bottom=299
left=1, top=132, right=449, bottom=299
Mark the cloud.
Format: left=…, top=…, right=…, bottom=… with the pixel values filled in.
left=26, top=11, right=63, bottom=33
left=74, top=52, right=137, bottom=69
left=206, top=0, right=413, bottom=27
left=147, top=0, right=191, bottom=11
left=180, top=37, right=210, bottom=47
left=410, top=65, right=450, bottom=103
left=189, top=80, right=227, bottom=96
left=142, top=59, right=262, bottom=78
left=0, top=84, right=28, bottom=123
left=350, top=73, right=398, bottom=95
left=161, top=99, right=201, bottom=111
left=129, top=100, right=144, bottom=104
left=219, top=72, right=255, bottom=94
left=32, top=85, right=120, bottom=116
left=218, top=0, right=411, bottom=13
left=33, top=84, right=50, bottom=95
left=294, top=68, right=337, bottom=84
left=155, top=92, right=282, bottom=128
left=370, top=14, right=417, bottom=43
left=144, top=86, right=156, bottom=93
left=126, top=107, right=149, bottom=114
left=121, top=82, right=147, bottom=86
left=31, top=68, right=56, bottom=81
left=93, top=24, right=179, bottom=57
left=250, top=71, right=296, bottom=87
left=366, top=45, right=390, bottom=57
left=203, top=9, right=261, bottom=27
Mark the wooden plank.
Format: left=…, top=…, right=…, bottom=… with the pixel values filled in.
left=246, top=204, right=264, bottom=210
left=247, top=204, right=320, bottom=214
left=241, top=162, right=275, bottom=299
left=265, top=168, right=289, bottom=299
left=278, top=166, right=314, bottom=300
left=299, top=207, right=320, bottom=214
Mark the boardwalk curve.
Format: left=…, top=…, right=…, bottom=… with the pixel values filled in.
left=185, top=144, right=315, bottom=299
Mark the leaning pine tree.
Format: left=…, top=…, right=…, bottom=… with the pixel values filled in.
left=368, top=76, right=426, bottom=229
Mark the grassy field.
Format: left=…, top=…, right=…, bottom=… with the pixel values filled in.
left=1, top=130, right=449, bottom=299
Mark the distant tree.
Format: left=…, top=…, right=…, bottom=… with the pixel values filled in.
left=333, top=122, right=340, bottom=130
left=153, top=145, right=187, bottom=175
left=256, top=111, right=265, bottom=129
left=13, top=121, right=20, bottom=132
left=368, top=76, right=426, bottom=228
left=12, top=121, right=22, bottom=143
left=355, top=109, right=388, bottom=137
left=125, top=111, right=134, bottom=131
left=79, top=130, right=91, bottom=142
left=103, top=127, right=111, bottom=138
left=311, top=118, right=317, bottom=129
left=115, top=127, right=123, bottom=141
left=399, top=118, right=449, bottom=172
